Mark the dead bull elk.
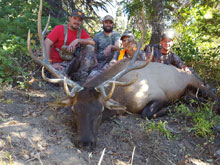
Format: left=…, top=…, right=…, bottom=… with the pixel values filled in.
left=28, top=0, right=219, bottom=150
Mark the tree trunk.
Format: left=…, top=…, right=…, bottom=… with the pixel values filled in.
left=149, top=0, right=164, bottom=45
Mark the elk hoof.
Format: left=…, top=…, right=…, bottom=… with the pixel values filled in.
left=141, top=112, right=153, bottom=120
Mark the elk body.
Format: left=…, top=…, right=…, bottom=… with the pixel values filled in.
left=28, top=0, right=218, bottom=150
left=57, top=60, right=217, bottom=150
left=85, top=59, right=219, bottom=119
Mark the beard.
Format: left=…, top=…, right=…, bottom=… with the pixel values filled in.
left=70, top=23, right=80, bottom=30
left=103, top=26, right=113, bottom=33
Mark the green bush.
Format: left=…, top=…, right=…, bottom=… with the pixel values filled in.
left=0, top=0, right=64, bottom=84
left=142, top=120, right=172, bottom=139
left=172, top=5, right=220, bottom=93
left=174, top=100, right=220, bottom=139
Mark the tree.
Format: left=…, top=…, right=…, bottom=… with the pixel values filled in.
left=44, top=0, right=67, bottom=18
left=121, top=0, right=166, bottom=44
left=114, top=2, right=126, bottom=34
left=148, top=0, right=164, bottom=44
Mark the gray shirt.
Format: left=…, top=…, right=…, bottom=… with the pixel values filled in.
left=93, top=31, right=120, bottom=63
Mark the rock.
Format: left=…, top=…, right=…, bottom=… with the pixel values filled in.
left=77, top=149, right=81, bottom=154
left=23, top=154, right=30, bottom=160
left=32, top=112, right=37, bottom=117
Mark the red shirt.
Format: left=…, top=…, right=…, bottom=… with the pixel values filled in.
left=47, top=24, right=90, bottom=63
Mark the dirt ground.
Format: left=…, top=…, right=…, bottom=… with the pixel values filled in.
left=0, top=82, right=220, bottom=165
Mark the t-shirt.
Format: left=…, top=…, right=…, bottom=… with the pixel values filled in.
left=93, top=31, right=120, bottom=63
left=47, top=24, right=90, bottom=63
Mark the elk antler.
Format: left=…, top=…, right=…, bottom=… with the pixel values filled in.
left=27, top=0, right=83, bottom=96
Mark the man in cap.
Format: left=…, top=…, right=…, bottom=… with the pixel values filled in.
left=93, top=15, right=120, bottom=67
left=145, top=29, right=190, bottom=72
left=45, top=9, right=95, bottom=73
left=85, top=15, right=120, bottom=81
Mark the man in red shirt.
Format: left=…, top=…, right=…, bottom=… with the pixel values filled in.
left=45, top=9, right=95, bottom=72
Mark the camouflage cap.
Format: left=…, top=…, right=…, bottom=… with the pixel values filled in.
left=102, top=15, right=114, bottom=23
left=70, top=9, right=85, bottom=19
left=120, top=31, right=135, bottom=40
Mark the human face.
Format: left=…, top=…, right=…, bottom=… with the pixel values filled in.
left=122, top=36, right=136, bottom=56
left=121, top=36, right=129, bottom=48
left=160, top=38, right=174, bottom=53
left=69, top=16, right=83, bottom=30
left=103, top=20, right=113, bottom=33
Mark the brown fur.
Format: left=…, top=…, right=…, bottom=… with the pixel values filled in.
left=59, top=60, right=219, bottom=149
left=85, top=61, right=210, bottom=114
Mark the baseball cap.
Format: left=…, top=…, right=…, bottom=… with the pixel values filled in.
left=102, top=15, right=114, bottom=23
left=161, top=29, right=175, bottom=40
left=120, top=31, right=135, bottom=40
left=70, top=9, right=86, bottom=19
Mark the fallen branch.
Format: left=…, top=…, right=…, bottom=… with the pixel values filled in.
left=88, top=152, right=92, bottom=165
left=131, top=146, right=136, bottom=165
left=27, top=137, right=44, bottom=165
left=98, top=148, right=106, bottom=165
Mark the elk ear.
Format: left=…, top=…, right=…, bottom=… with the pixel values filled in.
left=104, top=99, right=127, bottom=110
left=60, top=98, right=74, bottom=107
left=48, top=98, right=74, bottom=108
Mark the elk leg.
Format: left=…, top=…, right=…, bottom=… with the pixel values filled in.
left=141, top=100, right=166, bottom=120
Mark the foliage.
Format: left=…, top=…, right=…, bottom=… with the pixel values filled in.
left=122, top=0, right=220, bottom=92
left=142, top=120, right=172, bottom=139
left=0, top=0, right=114, bottom=85
left=172, top=3, right=220, bottom=89
left=0, top=0, right=62, bottom=84
left=142, top=98, right=220, bottom=140
left=0, top=33, right=26, bottom=83
left=114, top=2, right=127, bottom=34
left=174, top=99, right=220, bottom=139
left=0, top=1, right=62, bottom=84
left=45, top=0, right=114, bottom=34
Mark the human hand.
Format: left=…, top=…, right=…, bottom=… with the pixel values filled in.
left=67, top=39, right=79, bottom=52
left=181, top=65, right=191, bottom=73
left=104, top=45, right=112, bottom=56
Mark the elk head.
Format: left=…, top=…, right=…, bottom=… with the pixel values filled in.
left=28, top=0, right=151, bottom=150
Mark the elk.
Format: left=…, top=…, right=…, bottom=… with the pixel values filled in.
left=28, top=0, right=219, bottom=150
